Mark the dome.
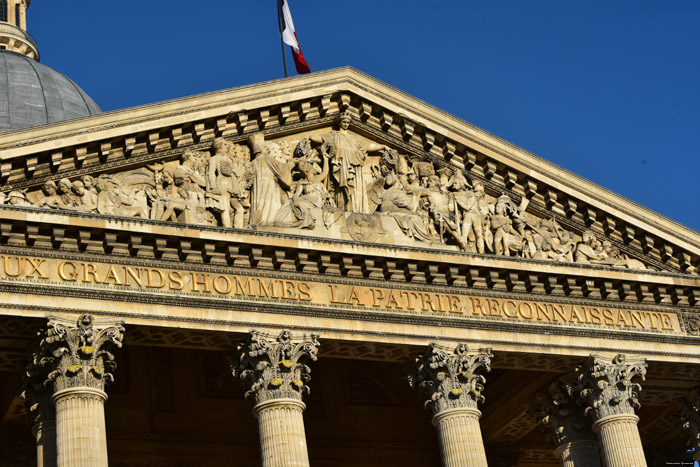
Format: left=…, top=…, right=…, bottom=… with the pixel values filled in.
left=0, top=50, right=102, bottom=132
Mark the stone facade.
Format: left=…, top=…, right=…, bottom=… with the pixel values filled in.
left=0, top=68, right=699, bottom=465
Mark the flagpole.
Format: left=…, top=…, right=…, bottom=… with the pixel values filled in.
left=280, top=36, right=288, bottom=78
left=277, top=0, right=289, bottom=77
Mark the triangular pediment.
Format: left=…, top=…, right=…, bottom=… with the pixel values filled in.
left=0, top=67, right=698, bottom=282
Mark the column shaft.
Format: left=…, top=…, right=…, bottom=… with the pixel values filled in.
left=254, top=398, right=310, bottom=467
left=433, top=407, right=488, bottom=467
left=555, top=440, right=601, bottom=467
left=34, top=420, right=57, bottom=467
left=593, top=414, right=646, bottom=467
left=53, top=388, right=108, bottom=467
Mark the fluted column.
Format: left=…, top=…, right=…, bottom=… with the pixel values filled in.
left=33, top=419, right=57, bottom=467
left=232, top=329, right=319, bottom=467
left=53, top=388, right=108, bottom=465
left=530, top=380, right=601, bottom=467
left=679, top=386, right=700, bottom=462
left=573, top=353, right=647, bottom=467
left=408, top=343, right=493, bottom=467
left=31, top=314, right=124, bottom=467
left=23, top=352, right=57, bottom=467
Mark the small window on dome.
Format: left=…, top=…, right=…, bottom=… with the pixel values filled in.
left=0, top=1, right=8, bottom=23
left=0, top=45, right=6, bottom=50
left=14, top=3, right=20, bottom=27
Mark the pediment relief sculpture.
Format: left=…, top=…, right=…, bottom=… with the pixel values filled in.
left=1, top=113, right=654, bottom=272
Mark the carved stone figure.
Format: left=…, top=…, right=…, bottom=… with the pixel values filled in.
left=68, top=180, right=97, bottom=212
left=57, top=178, right=78, bottom=208
left=527, top=217, right=575, bottom=261
left=490, top=195, right=529, bottom=256
left=309, top=112, right=387, bottom=213
left=274, top=151, right=333, bottom=229
left=180, top=148, right=207, bottom=190
left=248, top=133, right=294, bottom=227
left=575, top=230, right=609, bottom=264
left=96, top=176, right=149, bottom=218
left=375, top=150, right=416, bottom=214
left=6, top=190, right=31, bottom=206
left=374, top=152, right=436, bottom=243
left=453, top=178, right=487, bottom=254
left=33, top=181, right=62, bottom=209
left=81, top=175, right=97, bottom=195
left=7, top=126, right=659, bottom=272
left=206, top=138, right=250, bottom=229
left=425, top=175, right=468, bottom=250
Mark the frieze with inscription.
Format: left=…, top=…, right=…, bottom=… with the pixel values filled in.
left=0, top=254, right=683, bottom=333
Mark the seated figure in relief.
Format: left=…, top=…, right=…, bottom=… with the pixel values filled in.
left=274, top=147, right=333, bottom=229
left=575, top=230, right=647, bottom=270
left=65, top=180, right=97, bottom=212
left=156, top=170, right=206, bottom=224
left=96, top=176, right=149, bottom=218
left=574, top=230, right=609, bottom=264
left=33, top=181, right=62, bottom=209
left=523, top=216, right=575, bottom=262
left=375, top=151, right=436, bottom=243
left=6, top=190, right=31, bottom=207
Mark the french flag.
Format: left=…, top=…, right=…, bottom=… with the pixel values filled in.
left=277, top=0, right=311, bottom=74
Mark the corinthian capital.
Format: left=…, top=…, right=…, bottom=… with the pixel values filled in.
left=529, top=380, right=595, bottom=446
left=37, top=314, right=125, bottom=393
left=573, top=353, right=647, bottom=421
left=680, top=387, right=700, bottom=453
left=408, top=342, right=493, bottom=415
left=232, top=329, right=320, bottom=406
left=21, top=349, right=55, bottom=429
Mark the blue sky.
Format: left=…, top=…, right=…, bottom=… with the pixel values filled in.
left=28, top=1, right=700, bottom=231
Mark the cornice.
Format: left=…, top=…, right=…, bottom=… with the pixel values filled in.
left=0, top=67, right=698, bottom=277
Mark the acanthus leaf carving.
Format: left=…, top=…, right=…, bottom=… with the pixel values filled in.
left=407, top=342, right=493, bottom=416
left=37, top=314, right=125, bottom=394
left=528, top=380, right=596, bottom=447
left=571, top=353, right=647, bottom=421
left=232, top=329, right=319, bottom=406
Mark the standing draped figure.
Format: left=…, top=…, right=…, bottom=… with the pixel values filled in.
left=248, top=133, right=294, bottom=227
left=310, top=112, right=387, bottom=214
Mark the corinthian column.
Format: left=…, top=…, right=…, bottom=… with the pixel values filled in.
left=408, top=343, right=493, bottom=467
left=679, top=387, right=700, bottom=462
left=530, top=381, right=601, bottom=467
left=232, top=329, right=319, bottom=467
left=36, top=314, right=124, bottom=467
left=23, top=353, right=57, bottom=467
left=573, top=353, right=647, bottom=467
